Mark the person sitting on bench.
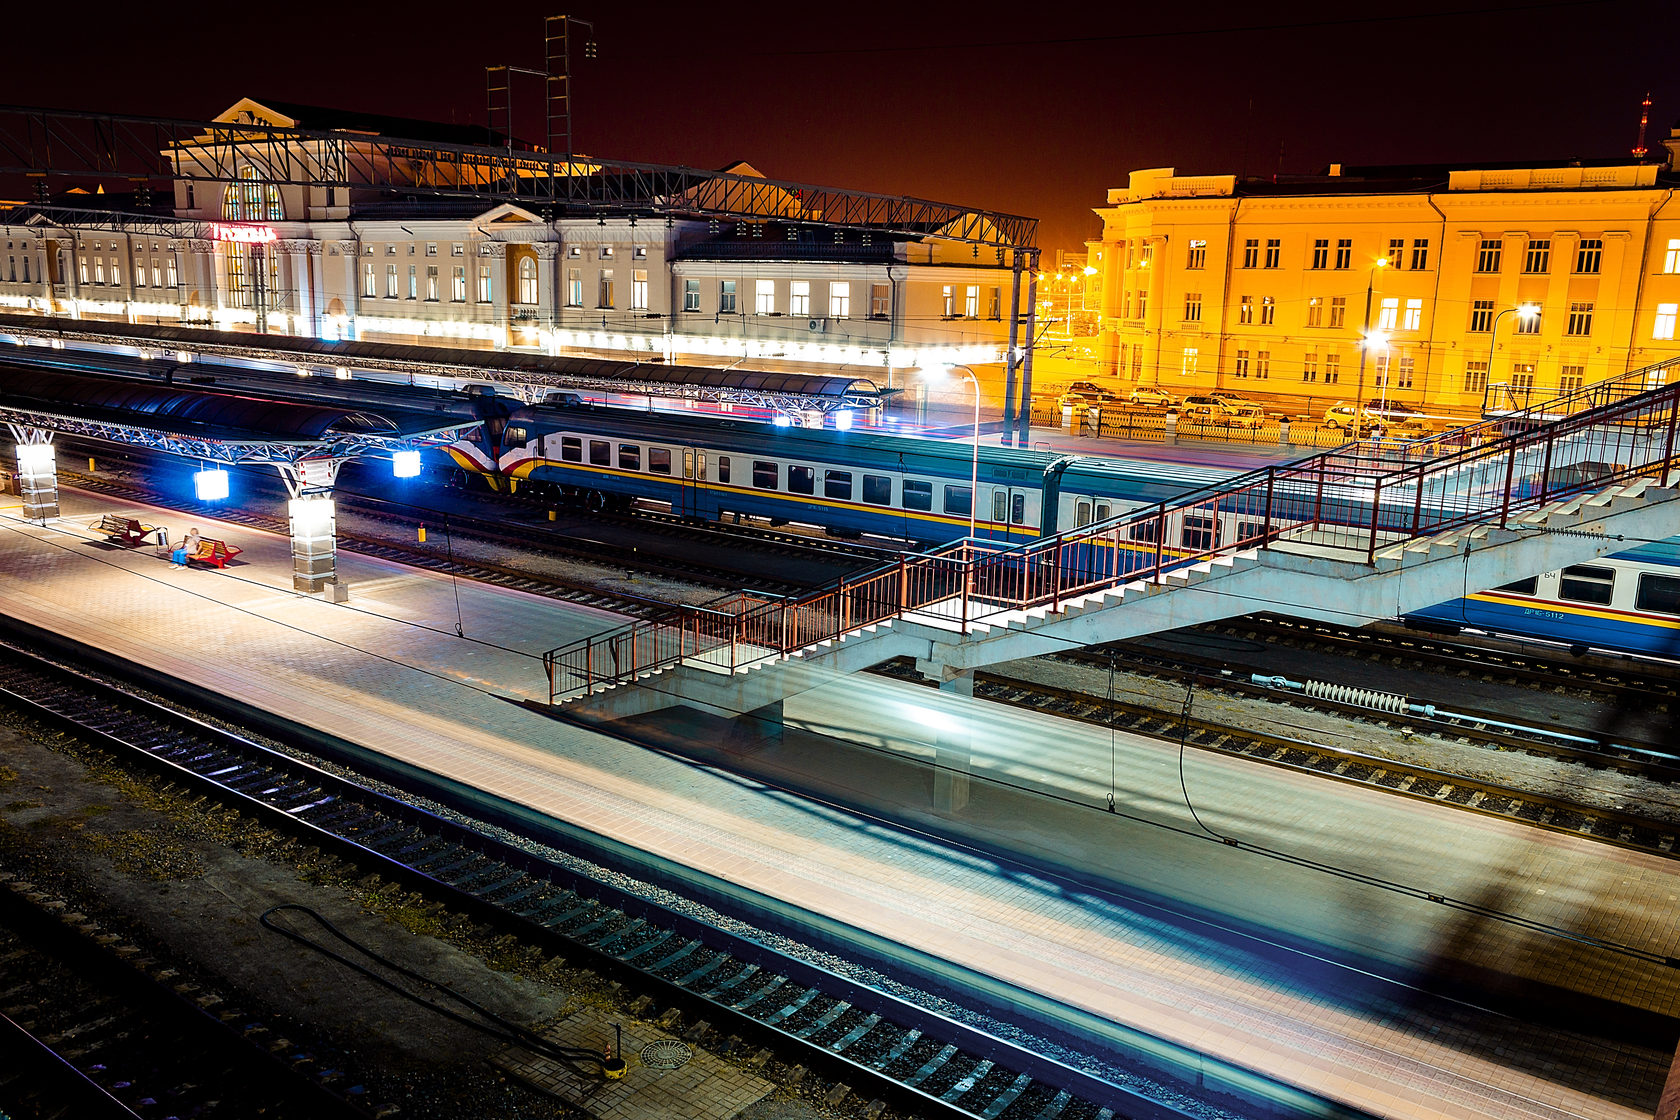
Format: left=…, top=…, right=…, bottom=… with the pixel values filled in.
left=172, top=527, right=201, bottom=568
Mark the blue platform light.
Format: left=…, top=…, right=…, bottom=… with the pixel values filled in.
left=392, top=450, right=421, bottom=478
left=772, top=414, right=792, bottom=427
left=194, top=467, right=230, bottom=501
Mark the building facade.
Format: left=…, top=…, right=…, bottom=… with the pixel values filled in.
left=1093, top=130, right=1680, bottom=417
left=0, top=98, right=1026, bottom=401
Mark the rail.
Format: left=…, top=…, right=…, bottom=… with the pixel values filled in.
left=544, top=358, right=1680, bottom=702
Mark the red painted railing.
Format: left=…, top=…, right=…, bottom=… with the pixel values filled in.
left=544, top=359, right=1680, bottom=702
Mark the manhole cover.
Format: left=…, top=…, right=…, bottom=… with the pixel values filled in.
left=639, top=1039, right=692, bottom=1070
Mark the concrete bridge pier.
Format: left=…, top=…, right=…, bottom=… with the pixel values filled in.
left=918, top=659, right=975, bottom=814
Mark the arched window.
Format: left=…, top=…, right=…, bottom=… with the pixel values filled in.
left=222, top=167, right=283, bottom=222
left=517, top=257, right=537, bottom=305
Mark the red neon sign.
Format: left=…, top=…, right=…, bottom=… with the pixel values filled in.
left=211, top=223, right=277, bottom=244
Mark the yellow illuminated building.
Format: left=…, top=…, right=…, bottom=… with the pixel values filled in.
left=1094, top=130, right=1680, bottom=419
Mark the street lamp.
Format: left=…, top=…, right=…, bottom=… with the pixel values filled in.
left=1489, top=303, right=1541, bottom=408
left=943, top=365, right=982, bottom=539
left=1351, top=256, right=1389, bottom=438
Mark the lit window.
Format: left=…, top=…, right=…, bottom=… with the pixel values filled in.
left=566, top=267, right=582, bottom=307
left=408, top=264, right=418, bottom=300
left=166, top=258, right=177, bottom=288
left=151, top=262, right=161, bottom=288
left=1655, top=303, right=1678, bottom=341
left=965, top=284, right=979, bottom=318
left=1666, top=239, right=1680, bottom=274
left=222, top=167, right=283, bottom=221
left=1403, top=299, right=1422, bottom=331
left=133, top=259, right=145, bottom=288
left=363, top=263, right=376, bottom=297
left=386, top=264, right=399, bottom=298
left=452, top=243, right=464, bottom=256
left=942, top=285, right=954, bottom=316
left=109, top=258, right=121, bottom=287
left=478, top=265, right=491, bottom=303
left=829, top=281, right=850, bottom=318
left=93, top=257, right=104, bottom=285
left=425, top=243, right=438, bottom=256
left=1186, top=243, right=1206, bottom=270
left=684, top=279, right=700, bottom=312
left=988, top=286, right=1001, bottom=319
left=517, top=258, right=536, bottom=305
left=790, top=279, right=810, bottom=316
left=598, top=268, right=615, bottom=308
left=1180, top=346, right=1198, bottom=376
left=425, top=266, right=439, bottom=301
left=1463, top=361, right=1488, bottom=394
left=1238, top=295, right=1253, bottom=325
left=633, top=246, right=647, bottom=260
left=870, top=283, right=889, bottom=318
left=1305, top=297, right=1322, bottom=328
left=720, top=280, right=737, bottom=313
left=755, top=278, right=775, bottom=314
left=451, top=266, right=466, bottom=302
left=631, top=269, right=648, bottom=311
left=1575, top=238, right=1602, bottom=274
left=599, top=245, right=613, bottom=260
left=1515, top=304, right=1541, bottom=333
left=1329, top=296, right=1346, bottom=328
left=1260, top=295, right=1275, bottom=325
left=1183, top=292, right=1201, bottom=322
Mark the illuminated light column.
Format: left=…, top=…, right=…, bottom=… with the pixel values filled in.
left=285, top=456, right=342, bottom=595
left=13, top=437, right=58, bottom=521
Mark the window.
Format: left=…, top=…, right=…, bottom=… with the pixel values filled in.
left=425, top=265, right=439, bottom=301
left=1495, top=576, right=1539, bottom=596
left=824, top=470, right=852, bottom=500
left=1181, top=515, right=1218, bottom=551
left=1666, top=239, right=1680, bottom=274
left=589, top=439, right=610, bottom=466
left=1137, top=290, right=1147, bottom=319
left=151, top=262, right=160, bottom=288
left=599, top=269, right=615, bottom=308
left=1323, top=352, right=1341, bottom=384
left=1302, top=352, right=1318, bottom=382
left=1476, top=239, right=1503, bottom=273
left=568, top=245, right=581, bottom=258
left=862, top=474, right=892, bottom=505
left=944, top=485, right=972, bottom=518
left=1186, top=243, right=1206, bottom=270
left=1523, top=239, right=1550, bottom=274
left=633, top=246, right=647, bottom=260
left=387, top=244, right=398, bottom=255
left=1234, top=349, right=1249, bottom=378
left=560, top=436, right=581, bottom=462
left=1260, top=295, right=1275, bottom=325
left=408, top=265, right=418, bottom=300
left=1575, top=238, right=1602, bottom=274
left=965, top=285, right=979, bottom=318
left=93, top=257, right=104, bottom=285
left=755, top=278, right=776, bottom=314
left=1255, top=351, right=1271, bottom=380
left=1387, top=238, right=1405, bottom=268
left=752, top=460, right=778, bottom=490
left=988, top=286, right=1001, bottom=319
left=517, top=258, right=536, bottom=304
left=1567, top=301, right=1593, bottom=336
left=718, top=456, right=730, bottom=484
left=649, top=448, right=671, bottom=475
left=222, top=167, right=283, bottom=221
left=1183, top=292, right=1202, bottom=322
left=566, top=268, right=583, bottom=307
left=903, top=480, right=933, bottom=511
left=109, top=258, right=120, bottom=287
left=683, top=279, right=700, bottom=312
left=1655, top=303, right=1678, bottom=340
left=425, top=243, right=437, bottom=256
left=631, top=269, right=648, bottom=311
left=1514, top=304, right=1540, bottom=333
left=1403, top=299, right=1422, bottom=331
left=1411, top=239, right=1429, bottom=270
left=870, top=283, right=890, bottom=318
left=598, top=246, right=613, bottom=260
left=787, top=465, right=814, bottom=495
left=165, top=258, right=176, bottom=288
left=830, top=281, right=850, bottom=318
left=78, top=257, right=87, bottom=285
left=363, top=263, right=376, bottom=297
left=1469, top=300, right=1494, bottom=332
left=134, top=258, right=145, bottom=287
left=1636, top=573, right=1680, bottom=616
left=1559, top=365, right=1585, bottom=394
left=941, top=285, right=955, bottom=316
left=790, top=279, right=810, bottom=316
left=1329, top=296, right=1346, bottom=328
left=452, top=266, right=466, bottom=302
left=720, top=280, right=737, bottom=314
left=452, top=243, right=463, bottom=256
left=1238, top=295, right=1253, bottom=324
left=1139, top=242, right=1153, bottom=267
left=1335, top=239, right=1352, bottom=269
left=1305, top=297, right=1323, bottom=328
left=1241, top=239, right=1259, bottom=268
left=479, top=265, right=492, bottom=303
left=1311, top=239, right=1329, bottom=269
left=1463, top=361, right=1488, bottom=394
left=1128, top=519, right=1159, bottom=544
left=1559, top=565, right=1614, bottom=605
left=619, top=444, right=641, bottom=471
left=1181, top=346, right=1198, bottom=376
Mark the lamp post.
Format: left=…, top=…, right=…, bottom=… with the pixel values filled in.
left=1351, top=256, right=1388, bottom=438
left=945, top=365, right=981, bottom=539
left=1488, top=303, right=1540, bottom=410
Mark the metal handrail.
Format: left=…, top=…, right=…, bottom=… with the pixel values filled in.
left=543, top=359, right=1680, bottom=702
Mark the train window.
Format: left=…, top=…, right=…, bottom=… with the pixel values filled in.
left=825, top=470, right=852, bottom=500
left=1181, top=515, right=1219, bottom=551
left=648, top=448, right=671, bottom=475
left=903, top=480, right=932, bottom=511
left=560, top=436, right=581, bottom=462
left=619, top=444, right=641, bottom=471
left=863, top=474, right=892, bottom=505
left=1095, top=502, right=1111, bottom=521
left=589, top=439, right=610, bottom=466
left=1559, top=565, right=1614, bottom=605
left=1237, top=520, right=1265, bottom=541
left=718, top=456, right=730, bottom=483
left=505, top=426, right=528, bottom=446
left=1129, top=519, right=1160, bottom=544
left=1076, top=500, right=1092, bottom=527
left=944, top=485, right=972, bottom=517
left=1493, top=576, right=1538, bottom=596
left=1635, top=573, right=1680, bottom=616
left=992, top=491, right=1008, bottom=522
left=1011, top=494, right=1026, bottom=525
left=753, top=460, right=779, bottom=489
left=788, top=465, right=815, bottom=494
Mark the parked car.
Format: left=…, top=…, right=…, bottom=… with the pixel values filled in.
left=1323, top=402, right=1387, bottom=436
left=1219, top=402, right=1266, bottom=429
left=1179, top=396, right=1263, bottom=428
left=1369, top=404, right=1433, bottom=438
left=1127, top=385, right=1179, bottom=409
left=1059, top=386, right=1123, bottom=409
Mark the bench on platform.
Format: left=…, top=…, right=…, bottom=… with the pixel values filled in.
left=185, top=538, right=242, bottom=569
left=90, top=513, right=162, bottom=548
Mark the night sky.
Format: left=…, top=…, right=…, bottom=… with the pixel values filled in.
left=6, top=0, right=1678, bottom=250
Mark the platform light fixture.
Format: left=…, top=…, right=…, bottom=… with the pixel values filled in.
left=772, top=415, right=793, bottom=427
left=392, top=450, right=422, bottom=478
left=15, top=443, right=54, bottom=471
left=289, top=495, right=335, bottom=535
left=194, top=467, right=230, bottom=501
left=833, top=409, right=854, bottom=431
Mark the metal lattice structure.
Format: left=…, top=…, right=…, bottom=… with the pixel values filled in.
left=0, top=103, right=1037, bottom=250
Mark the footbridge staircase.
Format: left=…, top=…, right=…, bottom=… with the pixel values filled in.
left=544, top=359, right=1680, bottom=724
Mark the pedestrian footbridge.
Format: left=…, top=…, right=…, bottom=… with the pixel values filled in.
left=544, top=359, right=1680, bottom=754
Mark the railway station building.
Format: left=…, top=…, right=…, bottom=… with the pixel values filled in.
left=0, top=97, right=1024, bottom=403
left=1091, top=124, right=1680, bottom=418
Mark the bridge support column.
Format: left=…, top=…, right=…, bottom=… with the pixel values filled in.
left=9, top=430, right=58, bottom=521
left=727, top=698, right=784, bottom=748
left=918, top=659, right=974, bottom=814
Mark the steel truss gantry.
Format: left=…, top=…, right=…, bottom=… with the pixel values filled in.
left=0, top=104, right=1038, bottom=251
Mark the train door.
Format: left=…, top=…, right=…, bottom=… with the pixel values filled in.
left=990, top=486, right=1031, bottom=539
left=680, top=447, right=707, bottom=519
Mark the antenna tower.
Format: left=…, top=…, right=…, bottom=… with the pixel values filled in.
left=1632, top=91, right=1652, bottom=160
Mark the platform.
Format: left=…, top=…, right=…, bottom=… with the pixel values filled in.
left=0, top=489, right=1674, bottom=1120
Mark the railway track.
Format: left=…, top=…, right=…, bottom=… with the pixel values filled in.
left=0, top=631, right=1227, bottom=1120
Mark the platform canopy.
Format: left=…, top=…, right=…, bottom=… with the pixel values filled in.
left=0, top=363, right=480, bottom=467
